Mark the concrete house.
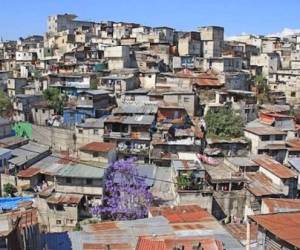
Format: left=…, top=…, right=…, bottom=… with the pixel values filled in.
left=79, top=142, right=116, bottom=163
left=13, top=94, right=43, bottom=122
left=7, top=78, right=27, bottom=97
left=199, top=26, right=224, bottom=58
left=55, top=164, right=104, bottom=200
left=178, top=32, right=201, bottom=56
left=0, top=117, right=12, bottom=139
left=249, top=212, right=300, bottom=250
left=253, top=156, right=298, bottom=198
left=99, top=74, right=139, bottom=97
left=47, top=14, right=94, bottom=35
left=0, top=148, right=11, bottom=172
left=75, top=117, right=106, bottom=147
left=63, top=90, right=113, bottom=126
left=31, top=101, right=55, bottom=126
left=36, top=192, right=83, bottom=232
left=244, top=126, right=287, bottom=162
left=250, top=53, right=280, bottom=77
left=104, top=46, right=131, bottom=70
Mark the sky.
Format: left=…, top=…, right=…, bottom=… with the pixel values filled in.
left=1, top=0, right=300, bottom=40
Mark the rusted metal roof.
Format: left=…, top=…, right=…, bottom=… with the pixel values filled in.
left=136, top=236, right=224, bottom=250
left=17, top=167, right=40, bottom=178
left=246, top=172, right=284, bottom=197
left=262, top=198, right=300, bottom=213
left=80, top=142, right=116, bottom=153
left=244, top=126, right=286, bottom=135
left=225, top=223, right=257, bottom=242
left=83, top=243, right=132, bottom=250
left=286, top=138, right=300, bottom=149
left=249, top=212, right=300, bottom=249
left=47, top=193, right=83, bottom=205
left=149, top=205, right=213, bottom=224
left=253, top=156, right=297, bottom=179
left=9, top=208, right=38, bottom=229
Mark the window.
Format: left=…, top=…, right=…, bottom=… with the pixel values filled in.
left=78, top=129, right=83, bottom=134
left=35, top=108, right=38, bottom=112
left=66, top=219, right=74, bottom=225
left=56, top=204, right=64, bottom=211
left=93, top=129, right=99, bottom=135
left=148, top=74, right=152, bottom=78
left=291, top=92, right=296, bottom=97
left=261, top=135, right=270, bottom=141
left=93, top=152, right=99, bottom=158
left=56, top=220, right=62, bottom=225
left=66, top=177, right=72, bottom=184
left=86, top=179, right=93, bottom=185
left=183, top=97, right=190, bottom=103
left=275, top=135, right=283, bottom=141
left=42, top=109, right=46, bottom=114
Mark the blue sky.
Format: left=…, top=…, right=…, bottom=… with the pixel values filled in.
left=1, top=0, right=300, bottom=40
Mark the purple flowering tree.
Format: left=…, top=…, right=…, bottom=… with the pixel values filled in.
left=91, top=158, right=153, bottom=220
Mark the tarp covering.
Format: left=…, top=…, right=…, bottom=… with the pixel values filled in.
left=0, top=197, right=33, bottom=210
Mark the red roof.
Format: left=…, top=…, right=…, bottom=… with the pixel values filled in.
left=225, top=223, right=257, bottom=242
left=47, top=193, right=83, bottom=205
left=253, top=156, right=297, bottom=179
left=17, top=167, right=40, bottom=178
left=136, top=236, right=224, bottom=250
left=80, top=142, right=116, bottom=153
left=9, top=208, right=38, bottom=229
left=149, top=205, right=212, bottom=224
left=249, top=212, right=300, bottom=249
left=262, top=198, right=300, bottom=213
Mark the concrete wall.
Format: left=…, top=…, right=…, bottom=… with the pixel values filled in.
left=56, top=177, right=103, bottom=196
left=35, top=197, right=79, bottom=232
left=32, top=124, right=76, bottom=151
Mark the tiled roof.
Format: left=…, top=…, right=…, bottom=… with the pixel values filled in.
left=80, top=142, right=116, bottom=153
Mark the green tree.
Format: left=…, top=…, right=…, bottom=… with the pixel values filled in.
left=90, top=77, right=99, bottom=90
left=3, top=183, right=16, bottom=197
left=43, top=88, right=66, bottom=115
left=205, top=107, right=243, bottom=139
left=255, top=75, right=270, bottom=104
left=0, top=90, right=13, bottom=117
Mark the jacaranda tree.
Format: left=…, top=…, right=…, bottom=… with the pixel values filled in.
left=91, top=158, right=153, bottom=220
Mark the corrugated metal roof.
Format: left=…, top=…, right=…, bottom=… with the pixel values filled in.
left=0, top=147, right=11, bottom=155
left=249, top=212, right=300, bottom=249
left=253, top=155, right=297, bottom=179
left=289, top=158, right=300, bottom=172
left=136, top=236, right=224, bottom=250
left=244, top=126, right=286, bottom=135
left=47, top=193, right=83, bottom=205
left=262, top=198, right=300, bottom=213
left=246, top=172, right=284, bottom=197
left=17, top=167, right=40, bottom=178
left=56, top=164, right=105, bottom=179
left=79, top=142, right=116, bottom=153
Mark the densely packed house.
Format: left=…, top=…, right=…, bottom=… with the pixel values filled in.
left=1, top=13, right=300, bottom=249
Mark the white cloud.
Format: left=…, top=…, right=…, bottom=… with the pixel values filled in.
left=267, top=28, right=300, bottom=38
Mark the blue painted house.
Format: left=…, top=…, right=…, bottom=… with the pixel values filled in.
left=63, top=90, right=114, bottom=126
